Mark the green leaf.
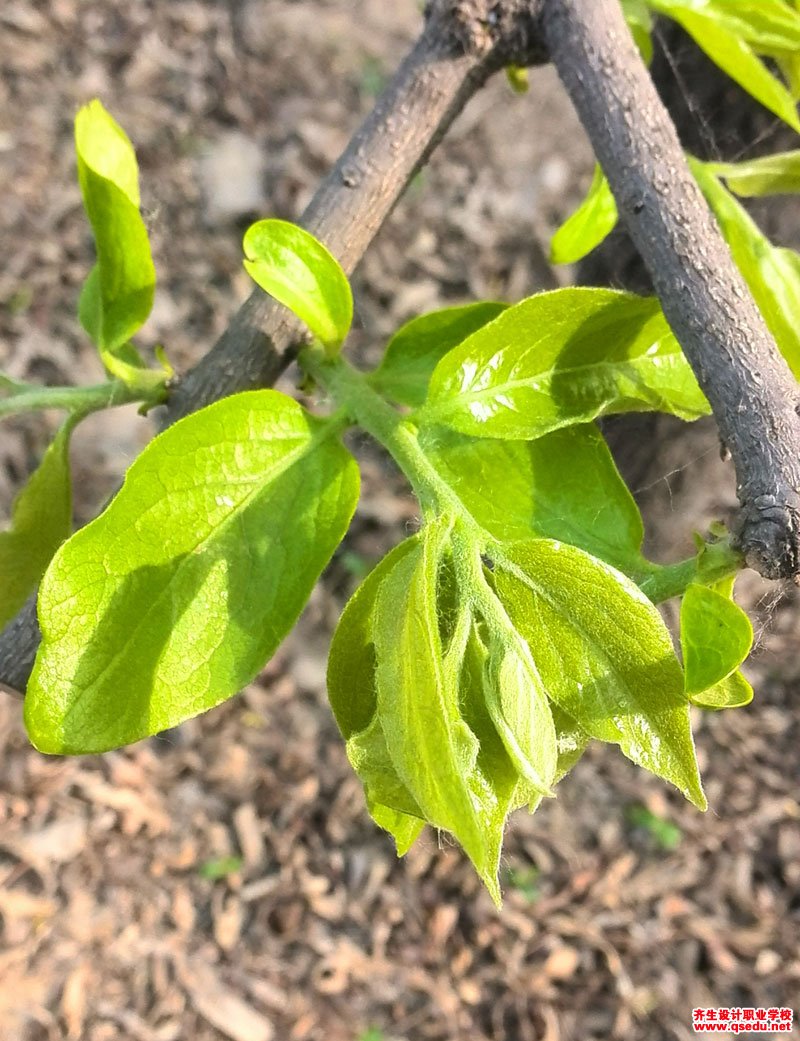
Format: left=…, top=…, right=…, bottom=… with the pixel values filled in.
left=680, top=582, right=753, bottom=696
left=492, top=539, right=706, bottom=809
left=478, top=610, right=557, bottom=799
left=75, top=100, right=156, bottom=357
left=649, top=3, right=800, bottom=131
left=621, top=0, right=654, bottom=62
left=371, top=520, right=498, bottom=889
left=651, top=0, right=800, bottom=53
left=422, top=288, right=709, bottom=440
left=0, top=419, right=74, bottom=629
left=550, top=165, right=619, bottom=265
left=25, top=390, right=359, bottom=755
left=692, top=159, right=800, bottom=378
left=690, top=670, right=753, bottom=710
left=327, top=538, right=427, bottom=853
left=243, top=219, right=353, bottom=354
left=709, top=151, right=800, bottom=196
left=420, top=423, right=649, bottom=578
left=369, top=302, right=507, bottom=408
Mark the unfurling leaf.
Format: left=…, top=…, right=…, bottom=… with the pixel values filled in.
left=25, top=391, right=359, bottom=754
left=422, top=288, right=709, bottom=439
left=681, top=581, right=754, bottom=710
left=75, top=100, right=158, bottom=383
left=0, top=419, right=75, bottom=628
left=243, top=219, right=353, bottom=354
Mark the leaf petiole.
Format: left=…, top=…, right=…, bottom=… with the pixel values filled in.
left=0, top=377, right=154, bottom=421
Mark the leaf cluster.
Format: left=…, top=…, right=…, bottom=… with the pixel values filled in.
left=5, top=27, right=793, bottom=899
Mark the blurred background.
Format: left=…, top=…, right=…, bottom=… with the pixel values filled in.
left=0, top=2, right=798, bottom=1039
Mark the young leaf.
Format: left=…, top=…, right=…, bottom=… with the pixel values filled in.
left=680, top=582, right=753, bottom=709
left=690, top=671, right=753, bottom=711
left=0, top=419, right=74, bottom=629
left=25, top=391, right=359, bottom=755
left=369, top=302, right=507, bottom=407
left=549, top=165, right=619, bottom=265
left=422, top=288, right=709, bottom=440
left=420, top=423, right=650, bottom=578
left=243, top=219, right=353, bottom=355
left=692, top=159, right=800, bottom=378
left=492, top=539, right=706, bottom=809
left=75, top=100, right=156, bottom=357
left=709, top=151, right=800, bottom=197
left=651, top=0, right=800, bottom=54
left=327, top=538, right=426, bottom=854
left=371, top=520, right=497, bottom=889
left=649, top=3, right=800, bottom=132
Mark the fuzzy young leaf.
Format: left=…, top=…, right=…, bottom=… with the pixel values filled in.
left=371, top=521, right=499, bottom=888
left=709, top=151, right=800, bottom=197
left=25, top=391, right=359, bottom=754
left=550, top=165, right=619, bottom=264
left=422, top=288, right=709, bottom=440
left=327, top=538, right=425, bottom=854
left=681, top=582, right=753, bottom=709
left=492, top=540, right=706, bottom=808
left=649, top=2, right=800, bottom=131
left=692, top=159, right=800, bottom=378
left=0, top=420, right=74, bottom=629
left=243, top=219, right=353, bottom=354
left=369, top=302, right=507, bottom=407
left=75, top=100, right=156, bottom=358
left=421, top=424, right=649, bottom=578
left=690, top=671, right=753, bottom=711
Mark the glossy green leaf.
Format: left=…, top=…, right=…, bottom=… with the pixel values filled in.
left=75, top=100, right=156, bottom=357
left=243, top=219, right=353, bottom=354
left=709, top=151, right=800, bottom=197
left=369, top=302, right=507, bottom=408
left=692, top=159, right=800, bottom=378
left=422, top=288, right=709, bottom=440
left=25, top=391, right=359, bottom=755
left=649, top=3, right=800, bottom=131
left=680, top=582, right=753, bottom=695
left=690, top=670, right=753, bottom=710
left=621, top=0, right=654, bottom=62
left=550, top=165, right=619, bottom=265
left=421, top=423, right=649, bottom=578
left=0, top=419, right=74, bottom=629
left=492, top=539, right=706, bottom=808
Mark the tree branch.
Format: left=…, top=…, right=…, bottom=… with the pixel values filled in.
left=0, top=0, right=547, bottom=697
left=541, top=0, right=800, bottom=581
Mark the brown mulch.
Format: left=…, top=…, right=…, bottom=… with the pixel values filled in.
left=1, top=3, right=799, bottom=1040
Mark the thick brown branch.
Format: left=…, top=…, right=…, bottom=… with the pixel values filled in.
left=541, top=0, right=800, bottom=580
left=0, top=0, right=546, bottom=696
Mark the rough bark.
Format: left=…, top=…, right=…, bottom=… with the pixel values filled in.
left=541, top=0, right=800, bottom=580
